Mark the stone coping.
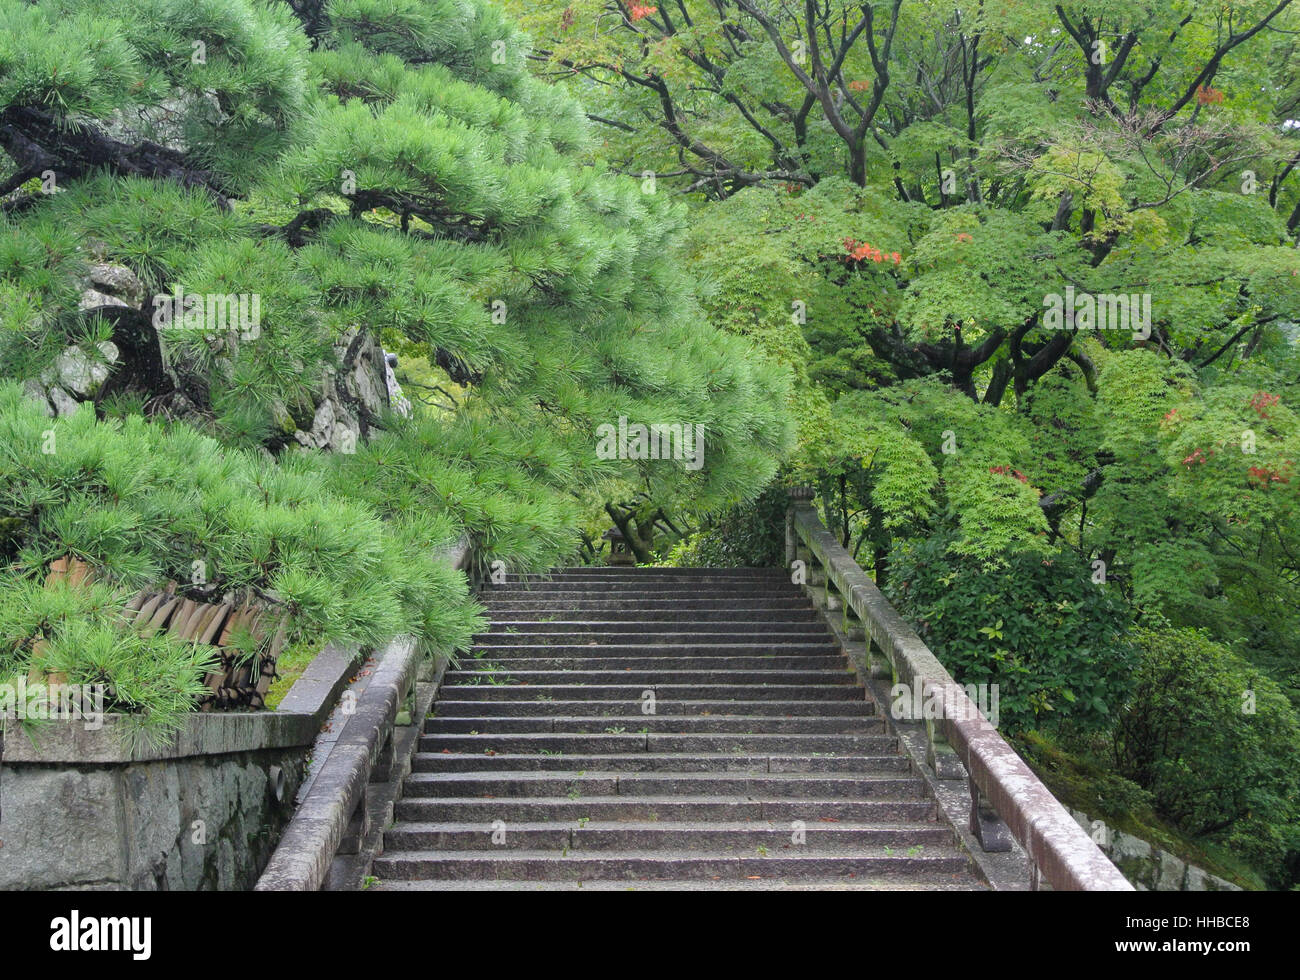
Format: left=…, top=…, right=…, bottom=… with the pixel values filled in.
left=792, top=504, right=1132, bottom=891
left=255, top=634, right=419, bottom=890
left=0, top=641, right=357, bottom=764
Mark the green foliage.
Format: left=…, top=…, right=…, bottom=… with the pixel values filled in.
left=0, top=381, right=483, bottom=669
left=664, top=483, right=790, bottom=568
left=887, top=532, right=1137, bottom=735
left=504, top=0, right=1300, bottom=888
left=1014, top=730, right=1266, bottom=891
left=0, top=0, right=794, bottom=517
left=1114, top=628, right=1300, bottom=886
left=0, top=579, right=216, bottom=749
left=0, top=0, right=794, bottom=745
left=0, top=0, right=311, bottom=188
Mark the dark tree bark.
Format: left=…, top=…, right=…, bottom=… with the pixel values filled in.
left=0, top=106, right=231, bottom=208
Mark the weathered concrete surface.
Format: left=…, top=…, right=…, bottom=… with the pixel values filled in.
left=1, top=712, right=320, bottom=764
left=256, top=636, right=420, bottom=891
left=367, top=567, right=986, bottom=890
left=1067, top=809, right=1244, bottom=891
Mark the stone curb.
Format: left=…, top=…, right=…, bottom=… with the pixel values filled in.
left=811, top=599, right=1032, bottom=890
left=0, top=641, right=357, bottom=764
left=254, top=636, right=419, bottom=891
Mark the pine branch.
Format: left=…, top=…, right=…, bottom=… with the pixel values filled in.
left=0, top=106, right=233, bottom=209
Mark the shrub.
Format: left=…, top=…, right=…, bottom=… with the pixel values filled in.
left=0, top=579, right=216, bottom=750
left=886, top=531, right=1136, bottom=734
left=1113, top=627, right=1300, bottom=886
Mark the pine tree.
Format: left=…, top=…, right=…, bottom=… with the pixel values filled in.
left=0, top=0, right=794, bottom=736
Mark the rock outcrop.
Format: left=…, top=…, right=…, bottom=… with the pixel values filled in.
left=23, top=256, right=411, bottom=450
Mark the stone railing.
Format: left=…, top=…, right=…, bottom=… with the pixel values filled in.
left=255, top=536, right=472, bottom=891
left=788, top=494, right=1132, bottom=891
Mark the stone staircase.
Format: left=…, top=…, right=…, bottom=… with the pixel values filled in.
left=371, top=567, right=985, bottom=890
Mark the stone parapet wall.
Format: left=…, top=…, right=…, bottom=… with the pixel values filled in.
left=0, top=746, right=304, bottom=890
left=1067, top=808, right=1244, bottom=891
left=0, top=643, right=356, bottom=890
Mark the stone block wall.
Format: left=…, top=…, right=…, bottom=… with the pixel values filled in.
left=0, top=643, right=355, bottom=890
left=0, top=744, right=306, bottom=890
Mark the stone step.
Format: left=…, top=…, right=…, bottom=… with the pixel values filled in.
left=481, top=598, right=814, bottom=611
left=394, top=795, right=938, bottom=823
left=418, top=733, right=899, bottom=754
left=504, top=568, right=784, bottom=579
left=429, top=698, right=875, bottom=717
left=486, top=579, right=795, bottom=587
left=372, top=847, right=968, bottom=881
left=371, top=874, right=985, bottom=891
left=401, top=771, right=926, bottom=799
left=468, top=644, right=840, bottom=658
left=422, top=715, right=885, bottom=735
left=383, top=820, right=951, bottom=851
left=475, top=621, right=826, bottom=636
left=488, top=609, right=821, bottom=622
left=410, top=752, right=909, bottom=773
left=462, top=656, right=845, bottom=672
left=377, top=564, right=977, bottom=891
left=473, top=629, right=832, bottom=644
left=441, top=669, right=857, bottom=686
left=435, top=684, right=866, bottom=701
left=486, top=582, right=798, bottom=593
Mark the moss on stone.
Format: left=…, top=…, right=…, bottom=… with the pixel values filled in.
left=264, top=639, right=320, bottom=710
left=1014, top=731, right=1264, bottom=890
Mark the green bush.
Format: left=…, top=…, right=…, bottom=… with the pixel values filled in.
left=0, top=579, right=216, bottom=750
left=0, top=383, right=483, bottom=649
left=886, top=531, right=1136, bottom=734
left=0, top=0, right=796, bottom=748
left=1114, top=627, right=1300, bottom=886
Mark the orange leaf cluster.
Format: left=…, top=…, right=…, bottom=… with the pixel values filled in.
left=842, top=237, right=901, bottom=265
left=1248, top=462, right=1293, bottom=487
left=1250, top=391, right=1280, bottom=418
left=989, top=465, right=1029, bottom=484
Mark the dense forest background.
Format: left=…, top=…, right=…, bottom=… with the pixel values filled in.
left=1, top=0, right=1297, bottom=888
left=509, top=0, right=1300, bottom=888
